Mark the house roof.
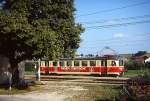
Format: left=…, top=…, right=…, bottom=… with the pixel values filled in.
left=140, top=53, right=150, bottom=58
left=131, top=53, right=150, bottom=62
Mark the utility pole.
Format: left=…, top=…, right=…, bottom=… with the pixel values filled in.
left=37, top=59, right=41, bottom=81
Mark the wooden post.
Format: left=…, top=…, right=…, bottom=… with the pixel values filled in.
left=38, top=59, right=41, bottom=81
left=9, top=73, right=12, bottom=91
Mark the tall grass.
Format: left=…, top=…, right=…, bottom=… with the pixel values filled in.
left=124, top=68, right=150, bottom=77
left=83, top=85, right=121, bottom=101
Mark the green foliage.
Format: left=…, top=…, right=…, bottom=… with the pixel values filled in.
left=0, top=0, right=84, bottom=68
left=83, top=85, right=121, bottom=101
left=124, top=61, right=145, bottom=70
left=124, top=61, right=150, bottom=77
left=145, top=62, right=150, bottom=68
left=134, top=51, right=147, bottom=56
left=0, top=10, right=34, bottom=64
left=124, top=69, right=150, bottom=77
left=142, top=70, right=150, bottom=78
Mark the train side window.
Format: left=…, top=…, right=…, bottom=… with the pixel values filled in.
left=41, top=61, right=45, bottom=67
left=96, top=61, right=100, bottom=66
left=90, top=61, right=96, bottom=66
left=82, top=61, right=87, bottom=66
left=67, top=61, right=72, bottom=67
left=53, top=61, right=58, bottom=67
left=74, top=61, right=79, bottom=66
left=49, top=61, right=52, bottom=67
left=111, top=61, right=116, bottom=66
left=101, top=61, right=106, bottom=66
left=45, top=61, right=49, bottom=67
left=119, top=60, right=124, bottom=66
left=59, top=61, right=65, bottom=67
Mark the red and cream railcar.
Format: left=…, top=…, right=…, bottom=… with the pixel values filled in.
left=39, top=57, right=125, bottom=76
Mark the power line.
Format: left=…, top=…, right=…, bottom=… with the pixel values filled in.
left=80, top=36, right=150, bottom=47
left=80, top=14, right=150, bottom=24
left=79, top=38, right=150, bottom=49
left=77, top=1, right=150, bottom=17
left=86, top=20, right=150, bottom=29
left=81, top=33, right=150, bottom=44
left=81, top=37, right=150, bottom=46
left=78, top=39, right=150, bottom=54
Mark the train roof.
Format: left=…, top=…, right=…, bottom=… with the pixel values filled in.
left=40, top=55, right=121, bottom=61
left=59, top=57, right=119, bottom=61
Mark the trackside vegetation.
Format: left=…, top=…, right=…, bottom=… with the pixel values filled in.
left=124, top=61, right=150, bottom=77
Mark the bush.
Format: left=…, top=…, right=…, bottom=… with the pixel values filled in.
left=124, top=61, right=145, bottom=70
left=145, top=62, right=150, bottom=68
left=143, top=71, right=150, bottom=78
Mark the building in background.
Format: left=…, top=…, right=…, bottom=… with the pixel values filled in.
left=131, top=53, right=150, bottom=63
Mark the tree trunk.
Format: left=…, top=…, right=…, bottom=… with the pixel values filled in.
left=12, top=68, right=20, bottom=85
left=10, top=62, right=20, bottom=85
left=10, top=61, right=28, bottom=89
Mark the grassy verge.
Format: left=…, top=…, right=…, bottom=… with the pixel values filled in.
left=85, top=85, right=121, bottom=101
left=124, top=70, right=142, bottom=77
left=124, top=69, right=150, bottom=77
left=66, top=85, right=122, bottom=101
left=0, top=85, right=41, bottom=95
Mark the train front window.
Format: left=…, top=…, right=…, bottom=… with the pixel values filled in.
left=111, top=61, right=116, bottom=66
left=119, top=60, right=124, bottom=66
left=90, top=61, right=96, bottom=66
left=82, top=61, right=87, bottom=66
left=74, top=61, right=79, bottom=66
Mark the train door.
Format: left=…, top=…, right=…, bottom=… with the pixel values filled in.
left=101, top=60, right=107, bottom=74
left=40, top=61, right=49, bottom=74
left=45, top=61, right=49, bottom=74
left=107, top=60, right=115, bottom=75
left=107, top=60, right=121, bottom=76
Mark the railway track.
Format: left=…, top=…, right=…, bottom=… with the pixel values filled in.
left=25, top=75, right=129, bottom=85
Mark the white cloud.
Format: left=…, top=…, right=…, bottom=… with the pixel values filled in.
left=106, top=20, right=117, bottom=24
left=113, top=33, right=124, bottom=38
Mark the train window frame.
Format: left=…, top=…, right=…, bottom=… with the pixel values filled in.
left=45, top=61, right=49, bottom=67
left=111, top=61, right=116, bottom=66
left=59, top=61, right=65, bottom=67
left=53, top=61, right=58, bottom=67
left=66, top=61, right=72, bottom=67
left=41, top=61, right=45, bottom=67
left=96, top=61, right=101, bottom=67
left=82, top=61, right=88, bottom=66
left=74, top=61, right=80, bottom=67
left=101, top=60, right=106, bottom=67
left=119, top=60, right=124, bottom=66
left=49, top=61, right=53, bottom=67
left=90, top=61, right=96, bottom=66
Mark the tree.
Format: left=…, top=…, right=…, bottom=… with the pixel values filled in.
left=134, top=51, right=147, bottom=57
left=0, top=0, right=84, bottom=84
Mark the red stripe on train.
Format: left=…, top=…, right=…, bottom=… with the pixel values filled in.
left=40, top=66, right=125, bottom=73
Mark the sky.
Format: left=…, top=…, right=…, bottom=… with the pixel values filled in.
left=75, top=0, right=150, bottom=55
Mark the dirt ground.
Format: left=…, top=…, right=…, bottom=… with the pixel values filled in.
left=0, top=81, right=91, bottom=101
left=0, top=80, right=120, bottom=101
